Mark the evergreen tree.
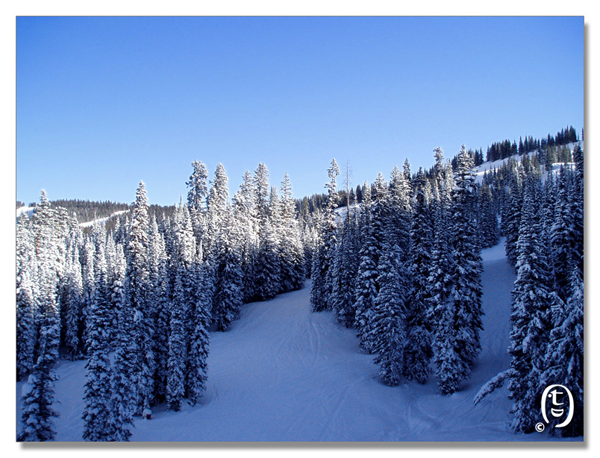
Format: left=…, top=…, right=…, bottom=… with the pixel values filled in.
left=148, top=216, right=170, bottom=404
left=443, top=145, right=484, bottom=394
left=255, top=217, right=281, bottom=301
left=17, top=305, right=60, bottom=441
left=233, top=170, right=259, bottom=302
left=64, top=242, right=83, bottom=360
left=80, top=237, right=96, bottom=356
left=124, top=181, right=154, bottom=417
left=18, top=266, right=61, bottom=440
left=551, top=167, right=576, bottom=302
left=507, top=177, right=554, bottom=433
left=310, top=159, right=340, bottom=312
left=82, top=270, right=114, bottom=441
left=479, top=183, right=499, bottom=249
left=404, top=171, right=434, bottom=384
left=212, top=207, right=244, bottom=329
left=186, top=160, right=209, bottom=253
left=167, top=267, right=187, bottom=411
left=387, top=164, right=412, bottom=253
left=540, top=268, right=583, bottom=437
left=110, top=245, right=135, bottom=441
left=503, top=163, right=524, bottom=267
left=187, top=262, right=211, bottom=406
left=254, top=163, right=271, bottom=225
left=279, top=173, right=306, bottom=292
left=331, top=214, right=360, bottom=328
left=16, top=214, right=37, bottom=380
left=369, top=244, right=406, bottom=386
left=206, top=163, right=230, bottom=254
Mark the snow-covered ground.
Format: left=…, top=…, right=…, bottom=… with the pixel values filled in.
left=15, top=238, right=580, bottom=442
left=78, top=210, right=129, bottom=228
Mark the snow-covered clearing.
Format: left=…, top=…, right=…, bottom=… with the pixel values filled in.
left=16, top=238, right=579, bottom=441
left=78, top=210, right=129, bottom=228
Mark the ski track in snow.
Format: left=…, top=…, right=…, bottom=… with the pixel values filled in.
left=16, top=238, right=580, bottom=441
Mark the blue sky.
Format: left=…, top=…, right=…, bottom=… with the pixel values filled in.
left=16, top=16, right=583, bottom=206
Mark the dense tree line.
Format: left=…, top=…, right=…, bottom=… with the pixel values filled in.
left=16, top=161, right=309, bottom=441
left=485, top=125, right=579, bottom=163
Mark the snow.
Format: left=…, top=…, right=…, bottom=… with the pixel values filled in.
left=334, top=203, right=359, bottom=222
left=78, top=210, right=129, bottom=228
left=15, top=239, right=580, bottom=441
left=16, top=207, right=35, bottom=218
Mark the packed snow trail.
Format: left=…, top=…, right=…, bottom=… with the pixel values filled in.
left=17, top=238, right=577, bottom=441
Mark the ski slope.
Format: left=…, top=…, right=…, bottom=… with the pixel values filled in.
left=78, top=210, right=129, bottom=228
left=16, top=238, right=579, bottom=442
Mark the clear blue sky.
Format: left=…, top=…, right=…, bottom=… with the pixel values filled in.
left=16, top=16, right=583, bottom=206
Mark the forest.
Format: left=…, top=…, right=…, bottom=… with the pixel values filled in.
left=16, top=130, right=583, bottom=441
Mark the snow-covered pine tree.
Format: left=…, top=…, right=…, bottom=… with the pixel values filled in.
left=64, top=241, right=83, bottom=360
left=233, top=170, right=259, bottom=302
left=387, top=164, right=412, bottom=254
left=16, top=214, right=37, bottom=380
left=443, top=145, right=484, bottom=394
left=311, top=159, right=340, bottom=312
left=540, top=267, right=583, bottom=437
left=479, top=183, right=499, bottom=249
left=148, top=216, right=170, bottom=404
left=252, top=165, right=282, bottom=302
left=507, top=176, right=554, bottom=433
left=430, top=202, right=458, bottom=394
left=309, top=212, right=328, bottom=308
left=186, top=160, right=209, bottom=253
left=110, top=239, right=136, bottom=440
left=502, top=162, right=524, bottom=268
left=18, top=299, right=60, bottom=441
left=369, top=243, right=407, bottom=386
left=19, top=193, right=61, bottom=441
left=551, top=166, right=576, bottom=302
left=187, top=261, right=211, bottom=405
left=212, top=205, right=244, bottom=330
left=82, top=268, right=114, bottom=441
left=269, top=185, right=284, bottom=293
left=353, top=183, right=380, bottom=351
left=403, top=170, right=434, bottom=384
left=80, top=236, right=96, bottom=356
left=356, top=172, right=392, bottom=352
left=167, top=266, right=187, bottom=412
left=571, top=145, right=583, bottom=278
left=254, top=163, right=271, bottom=226
left=331, top=212, right=360, bottom=328
left=103, top=235, right=119, bottom=349
left=124, top=181, right=155, bottom=417
left=301, top=213, right=319, bottom=279
left=255, top=216, right=281, bottom=301
left=279, top=173, right=306, bottom=292
left=206, top=163, right=230, bottom=255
